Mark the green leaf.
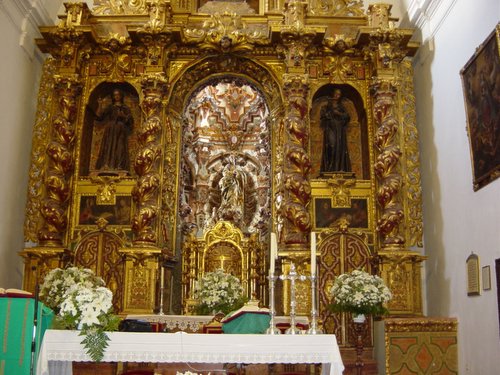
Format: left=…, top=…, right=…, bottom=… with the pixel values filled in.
left=79, top=329, right=109, bottom=362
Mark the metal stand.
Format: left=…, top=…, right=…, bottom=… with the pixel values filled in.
left=353, top=318, right=366, bottom=375
left=280, top=263, right=306, bottom=334
left=266, top=272, right=281, bottom=334
left=306, top=274, right=322, bottom=334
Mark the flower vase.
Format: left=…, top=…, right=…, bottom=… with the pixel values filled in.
left=353, top=313, right=366, bottom=324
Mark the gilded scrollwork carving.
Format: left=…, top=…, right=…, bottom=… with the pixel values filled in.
left=93, top=0, right=148, bottom=15
left=377, top=250, right=426, bottom=314
left=59, top=2, right=91, bottom=28
left=25, top=59, right=57, bottom=243
left=308, top=0, right=364, bottom=17
left=399, top=61, right=423, bottom=247
left=183, top=12, right=268, bottom=53
left=38, top=77, right=82, bottom=246
left=326, top=176, right=356, bottom=208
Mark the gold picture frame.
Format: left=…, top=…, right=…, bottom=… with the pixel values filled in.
left=460, top=23, right=500, bottom=191
left=466, top=253, right=480, bottom=296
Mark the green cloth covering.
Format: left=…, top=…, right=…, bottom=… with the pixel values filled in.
left=222, top=311, right=271, bottom=334
left=0, top=297, right=54, bottom=375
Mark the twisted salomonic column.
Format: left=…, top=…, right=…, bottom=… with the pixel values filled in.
left=371, top=81, right=404, bottom=247
left=38, top=77, right=82, bottom=246
left=279, top=74, right=312, bottom=246
left=132, top=74, right=168, bottom=245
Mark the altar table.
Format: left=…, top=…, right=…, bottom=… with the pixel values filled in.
left=37, top=330, right=344, bottom=375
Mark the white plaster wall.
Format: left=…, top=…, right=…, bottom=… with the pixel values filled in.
left=0, top=1, right=43, bottom=289
left=0, top=1, right=93, bottom=289
left=408, top=0, right=500, bottom=373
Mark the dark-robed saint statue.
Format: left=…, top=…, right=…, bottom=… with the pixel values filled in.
left=94, top=88, right=134, bottom=173
left=320, top=88, right=351, bottom=173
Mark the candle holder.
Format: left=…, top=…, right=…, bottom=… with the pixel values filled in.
left=266, top=272, right=281, bottom=334
left=280, top=263, right=306, bottom=334
left=306, top=274, right=322, bottom=334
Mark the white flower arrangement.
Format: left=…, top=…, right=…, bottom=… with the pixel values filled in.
left=329, top=269, right=392, bottom=316
left=39, top=266, right=106, bottom=312
left=39, top=267, right=120, bottom=361
left=193, top=268, right=245, bottom=315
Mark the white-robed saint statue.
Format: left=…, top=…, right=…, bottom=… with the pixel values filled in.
left=218, top=162, right=246, bottom=224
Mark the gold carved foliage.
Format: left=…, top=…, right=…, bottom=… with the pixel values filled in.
left=205, top=221, right=243, bottom=246
left=93, top=0, right=148, bottom=15
left=398, top=61, right=423, bottom=248
left=183, top=13, right=268, bottom=53
left=309, top=0, right=364, bottom=17
left=25, top=59, right=57, bottom=242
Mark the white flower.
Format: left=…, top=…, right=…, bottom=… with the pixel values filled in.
left=329, top=269, right=392, bottom=315
left=193, top=269, right=243, bottom=313
left=39, top=267, right=115, bottom=330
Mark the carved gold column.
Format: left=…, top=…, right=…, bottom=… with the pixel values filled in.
left=274, top=0, right=323, bottom=315
left=21, top=4, right=90, bottom=291
left=279, top=74, right=312, bottom=247
left=120, top=2, right=172, bottom=313
left=359, top=3, right=425, bottom=315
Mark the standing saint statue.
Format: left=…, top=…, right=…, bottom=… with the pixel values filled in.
left=320, top=88, right=351, bottom=173
left=94, top=88, right=134, bottom=172
left=217, top=162, right=245, bottom=224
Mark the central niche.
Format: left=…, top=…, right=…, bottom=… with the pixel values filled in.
left=179, top=77, right=271, bottom=238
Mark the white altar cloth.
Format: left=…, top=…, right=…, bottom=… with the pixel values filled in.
left=37, top=330, right=344, bottom=375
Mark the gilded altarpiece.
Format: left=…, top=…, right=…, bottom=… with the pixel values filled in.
left=20, top=0, right=431, bottom=371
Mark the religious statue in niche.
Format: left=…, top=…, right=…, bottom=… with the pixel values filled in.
left=95, top=88, right=134, bottom=172
left=320, top=88, right=351, bottom=173
left=217, top=157, right=247, bottom=225
left=83, top=82, right=139, bottom=177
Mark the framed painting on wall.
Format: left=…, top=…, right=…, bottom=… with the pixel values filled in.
left=460, top=23, right=500, bottom=191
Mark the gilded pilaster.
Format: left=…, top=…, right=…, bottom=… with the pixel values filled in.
left=120, top=247, right=162, bottom=314
left=24, top=59, right=57, bottom=244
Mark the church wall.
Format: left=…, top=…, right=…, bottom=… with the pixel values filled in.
left=0, top=3, right=47, bottom=289
left=411, top=0, right=500, bottom=373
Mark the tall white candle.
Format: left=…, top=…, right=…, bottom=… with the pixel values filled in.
left=270, top=232, right=277, bottom=274
left=311, top=232, right=316, bottom=275
left=160, top=266, right=165, bottom=290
